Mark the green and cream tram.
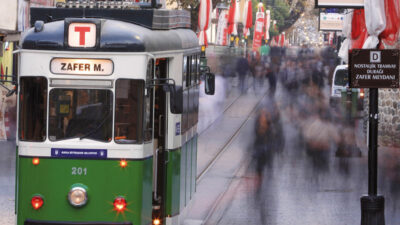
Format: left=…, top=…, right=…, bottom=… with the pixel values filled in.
left=15, top=2, right=214, bottom=225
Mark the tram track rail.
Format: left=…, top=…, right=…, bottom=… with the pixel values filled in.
left=196, top=87, right=267, bottom=182
left=197, top=78, right=254, bottom=137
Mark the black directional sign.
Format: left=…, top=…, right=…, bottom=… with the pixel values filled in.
left=349, top=49, right=399, bottom=88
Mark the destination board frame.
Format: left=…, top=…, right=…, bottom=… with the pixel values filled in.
left=315, top=0, right=364, bottom=8
left=349, top=49, right=399, bottom=89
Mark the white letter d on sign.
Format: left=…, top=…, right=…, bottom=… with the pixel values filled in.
left=370, top=51, right=381, bottom=63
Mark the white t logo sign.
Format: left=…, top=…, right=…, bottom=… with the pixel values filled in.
left=68, top=23, right=96, bottom=48
left=75, top=26, right=91, bottom=46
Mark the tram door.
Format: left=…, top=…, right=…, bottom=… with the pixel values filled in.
left=153, top=58, right=168, bottom=223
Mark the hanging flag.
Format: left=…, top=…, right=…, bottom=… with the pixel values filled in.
left=351, top=9, right=368, bottom=49
left=362, top=0, right=386, bottom=49
left=242, top=0, right=253, bottom=38
left=338, top=9, right=353, bottom=63
left=329, top=32, right=334, bottom=45
left=198, top=0, right=213, bottom=46
left=232, top=0, right=240, bottom=36
left=216, top=10, right=229, bottom=45
left=275, top=35, right=280, bottom=45
left=252, top=3, right=265, bottom=51
left=280, top=32, right=285, bottom=47
left=227, top=0, right=236, bottom=35
left=265, top=10, right=271, bottom=40
left=379, top=0, right=400, bottom=49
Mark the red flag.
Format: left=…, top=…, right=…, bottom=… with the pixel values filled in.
left=227, top=1, right=236, bottom=34
left=246, top=1, right=253, bottom=29
left=379, top=0, right=400, bottom=48
left=351, top=9, right=368, bottom=49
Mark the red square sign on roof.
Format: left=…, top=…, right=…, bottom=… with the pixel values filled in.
left=68, top=23, right=96, bottom=48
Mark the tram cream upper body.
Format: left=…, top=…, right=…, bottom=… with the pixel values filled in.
left=17, top=49, right=190, bottom=159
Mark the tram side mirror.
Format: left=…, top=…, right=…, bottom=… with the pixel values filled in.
left=205, top=73, right=215, bottom=95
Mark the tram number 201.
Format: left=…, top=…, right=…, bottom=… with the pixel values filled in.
left=72, top=167, right=87, bottom=176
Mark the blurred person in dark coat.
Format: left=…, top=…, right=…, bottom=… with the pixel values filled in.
left=236, top=55, right=250, bottom=94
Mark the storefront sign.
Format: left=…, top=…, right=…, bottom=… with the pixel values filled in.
left=350, top=49, right=399, bottom=88
left=51, top=58, right=114, bottom=75
left=319, top=13, right=344, bottom=31
left=316, top=0, right=364, bottom=8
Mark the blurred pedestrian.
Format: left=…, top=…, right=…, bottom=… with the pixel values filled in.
left=266, top=64, right=277, bottom=96
left=236, top=55, right=250, bottom=94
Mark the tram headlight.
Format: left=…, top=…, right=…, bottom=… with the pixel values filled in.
left=68, top=186, right=88, bottom=207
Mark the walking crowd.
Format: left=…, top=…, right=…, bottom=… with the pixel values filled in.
left=215, top=46, right=362, bottom=176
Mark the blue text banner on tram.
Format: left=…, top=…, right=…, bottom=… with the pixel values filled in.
left=51, top=148, right=107, bottom=159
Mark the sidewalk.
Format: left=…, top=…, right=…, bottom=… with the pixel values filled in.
left=0, top=140, right=16, bottom=225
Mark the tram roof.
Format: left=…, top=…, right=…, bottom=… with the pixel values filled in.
left=21, top=18, right=199, bottom=52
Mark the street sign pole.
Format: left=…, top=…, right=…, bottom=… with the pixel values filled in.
left=360, top=88, right=385, bottom=225
left=349, top=49, right=399, bottom=225
left=368, top=88, right=378, bottom=196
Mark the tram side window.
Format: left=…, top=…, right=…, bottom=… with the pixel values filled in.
left=115, top=79, right=145, bottom=144
left=196, top=55, right=200, bottom=84
left=182, top=56, right=188, bottom=133
left=145, top=60, right=154, bottom=142
left=19, top=77, right=47, bottom=141
left=186, top=56, right=191, bottom=88
left=183, top=57, right=187, bottom=88
left=191, top=56, right=196, bottom=86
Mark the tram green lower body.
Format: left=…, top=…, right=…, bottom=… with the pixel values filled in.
left=17, top=156, right=153, bottom=225
left=16, top=136, right=198, bottom=225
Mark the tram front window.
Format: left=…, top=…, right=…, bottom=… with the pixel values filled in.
left=19, top=77, right=48, bottom=141
left=49, top=89, right=113, bottom=142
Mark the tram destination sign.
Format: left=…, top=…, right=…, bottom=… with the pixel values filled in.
left=350, top=49, right=399, bottom=88
left=51, top=58, right=114, bottom=75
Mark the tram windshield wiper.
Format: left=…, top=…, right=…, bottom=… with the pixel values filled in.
left=79, top=112, right=111, bottom=141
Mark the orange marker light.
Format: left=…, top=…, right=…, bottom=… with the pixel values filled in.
left=120, top=160, right=127, bottom=168
left=32, top=158, right=40, bottom=165
left=153, top=219, right=161, bottom=225
left=113, top=197, right=127, bottom=212
left=31, top=196, right=44, bottom=210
